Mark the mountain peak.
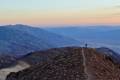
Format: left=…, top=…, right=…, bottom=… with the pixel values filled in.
left=9, top=24, right=31, bottom=28
left=0, top=24, right=32, bottom=28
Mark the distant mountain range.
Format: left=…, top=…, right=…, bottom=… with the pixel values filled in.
left=0, top=24, right=80, bottom=56
left=45, top=26, right=120, bottom=53
left=45, top=26, right=120, bottom=42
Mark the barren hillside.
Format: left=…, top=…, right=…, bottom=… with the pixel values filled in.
left=6, top=47, right=120, bottom=80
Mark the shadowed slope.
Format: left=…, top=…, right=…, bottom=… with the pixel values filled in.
left=0, top=54, right=17, bottom=69
left=6, top=47, right=87, bottom=80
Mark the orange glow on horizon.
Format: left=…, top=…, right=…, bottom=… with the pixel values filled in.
left=0, top=8, right=120, bottom=25
left=1, top=17, right=120, bottom=25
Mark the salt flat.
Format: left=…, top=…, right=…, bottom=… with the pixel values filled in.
left=0, top=61, right=30, bottom=80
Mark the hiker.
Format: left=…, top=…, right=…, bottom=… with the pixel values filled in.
left=85, top=43, right=88, bottom=48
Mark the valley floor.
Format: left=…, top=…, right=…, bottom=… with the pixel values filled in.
left=0, top=61, right=29, bottom=80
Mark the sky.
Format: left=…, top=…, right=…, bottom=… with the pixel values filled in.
left=0, top=0, right=120, bottom=26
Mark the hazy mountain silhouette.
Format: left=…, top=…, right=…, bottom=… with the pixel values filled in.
left=45, top=26, right=120, bottom=53
left=45, top=26, right=120, bottom=42
left=0, top=24, right=80, bottom=56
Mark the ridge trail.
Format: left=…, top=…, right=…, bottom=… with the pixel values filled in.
left=81, top=48, right=91, bottom=80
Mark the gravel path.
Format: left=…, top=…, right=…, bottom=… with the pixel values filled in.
left=81, top=48, right=92, bottom=80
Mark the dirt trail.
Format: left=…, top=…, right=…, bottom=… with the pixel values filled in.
left=81, top=48, right=92, bottom=80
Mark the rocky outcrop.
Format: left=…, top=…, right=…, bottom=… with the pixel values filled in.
left=0, top=54, right=17, bottom=69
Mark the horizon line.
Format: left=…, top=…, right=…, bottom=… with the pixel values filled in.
left=0, top=23, right=120, bottom=28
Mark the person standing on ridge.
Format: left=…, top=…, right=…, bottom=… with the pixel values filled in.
left=85, top=43, right=88, bottom=48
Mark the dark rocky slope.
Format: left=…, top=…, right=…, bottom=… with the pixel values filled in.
left=6, top=47, right=120, bottom=80
left=97, top=47, right=120, bottom=63
left=84, top=48, right=120, bottom=79
left=0, top=54, right=17, bottom=69
left=20, top=47, right=77, bottom=65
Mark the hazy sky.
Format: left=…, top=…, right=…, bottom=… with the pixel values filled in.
left=0, top=0, right=120, bottom=25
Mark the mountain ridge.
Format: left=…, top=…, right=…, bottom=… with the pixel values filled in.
left=6, top=47, right=120, bottom=80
